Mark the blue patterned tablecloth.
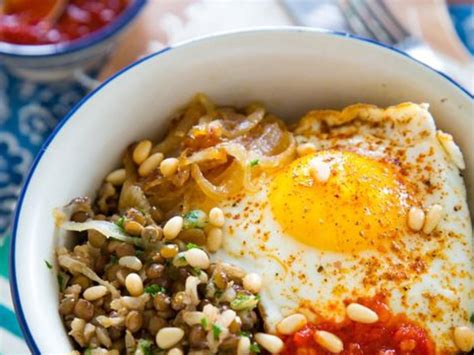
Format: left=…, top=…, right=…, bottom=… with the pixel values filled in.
left=0, top=66, right=91, bottom=353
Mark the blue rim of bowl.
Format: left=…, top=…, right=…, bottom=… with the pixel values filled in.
left=0, top=0, right=147, bottom=58
left=9, top=27, right=473, bottom=354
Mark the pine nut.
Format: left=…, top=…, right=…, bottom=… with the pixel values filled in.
left=119, top=256, right=143, bottom=271
left=296, top=142, right=317, bottom=157
left=163, top=216, right=183, bottom=240
left=310, top=159, right=331, bottom=183
left=255, top=333, right=284, bottom=353
left=155, top=327, right=185, bottom=349
left=183, top=311, right=205, bottom=326
left=105, top=169, right=126, bottom=186
left=276, top=313, right=307, bottom=335
left=139, top=152, right=164, bottom=177
left=167, top=349, right=183, bottom=355
left=133, top=140, right=152, bottom=165
left=209, top=207, right=225, bottom=227
left=242, top=273, right=262, bottom=294
left=454, top=326, right=474, bottom=352
left=206, top=227, right=223, bottom=252
left=217, top=309, right=237, bottom=328
left=160, top=158, right=179, bottom=177
left=423, top=204, right=443, bottom=234
left=314, top=330, right=343, bottom=353
left=124, top=220, right=143, bottom=236
left=237, top=336, right=251, bottom=355
left=407, top=206, right=425, bottom=231
left=83, top=285, right=108, bottom=301
left=346, top=303, right=379, bottom=324
left=184, top=248, right=210, bottom=269
left=125, top=273, right=143, bottom=296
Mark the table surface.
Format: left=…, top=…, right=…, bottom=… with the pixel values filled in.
left=1, top=1, right=472, bottom=353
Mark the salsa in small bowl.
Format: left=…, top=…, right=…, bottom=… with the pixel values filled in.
left=0, top=0, right=146, bottom=81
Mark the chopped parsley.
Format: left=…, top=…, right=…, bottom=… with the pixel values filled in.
left=137, top=339, right=153, bottom=355
left=115, top=216, right=125, bottom=230
left=135, top=249, right=145, bottom=258
left=44, top=260, right=53, bottom=269
left=186, top=242, right=199, bottom=250
left=200, top=317, right=209, bottom=329
left=250, top=343, right=261, bottom=353
left=249, top=159, right=259, bottom=167
left=109, top=255, right=118, bottom=264
left=470, top=313, right=474, bottom=325
left=212, top=324, right=222, bottom=340
left=183, top=210, right=208, bottom=229
left=57, top=272, right=69, bottom=292
left=191, top=267, right=202, bottom=276
left=84, top=348, right=92, bottom=355
left=144, top=284, right=166, bottom=297
left=239, top=331, right=251, bottom=338
left=230, top=293, right=260, bottom=311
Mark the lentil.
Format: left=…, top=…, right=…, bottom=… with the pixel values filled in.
left=125, top=310, right=143, bottom=333
left=88, top=230, right=106, bottom=248
left=146, top=263, right=165, bottom=279
left=124, top=220, right=143, bottom=236
left=160, top=244, right=179, bottom=259
left=115, top=242, right=135, bottom=258
left=73, top=299, right=94, bottom=321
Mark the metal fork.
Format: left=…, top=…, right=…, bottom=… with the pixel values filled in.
left=338, top=0, right=442, bottom=69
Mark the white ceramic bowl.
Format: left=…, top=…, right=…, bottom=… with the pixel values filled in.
left=10, top=28, right=473, bottom=353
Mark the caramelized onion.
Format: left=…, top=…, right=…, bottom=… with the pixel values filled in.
left=191, top=164, right=230, bottom=200
left=218, top=107, right=265, bottom=139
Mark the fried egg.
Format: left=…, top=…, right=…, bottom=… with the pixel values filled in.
left=211, top=103, right=472, bottom=352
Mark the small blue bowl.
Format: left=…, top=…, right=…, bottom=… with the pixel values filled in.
left=0, top=0, right=147, bottom=81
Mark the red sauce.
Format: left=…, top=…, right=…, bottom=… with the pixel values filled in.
left=0, top=0, right=129, bottom=45
left=282, top=296, right=435, bottom=355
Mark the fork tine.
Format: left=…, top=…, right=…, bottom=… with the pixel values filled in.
left=348, top=0, right=395, bottom=44
left=368, top=0, right=410, bottom=43
left=338, top=0, right=375, bottom=39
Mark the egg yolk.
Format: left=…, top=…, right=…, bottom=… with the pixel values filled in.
left=269, top=150, right=411, bottom=253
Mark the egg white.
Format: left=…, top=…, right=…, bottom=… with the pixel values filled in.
left=212, top=103, right=473, bottom=352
